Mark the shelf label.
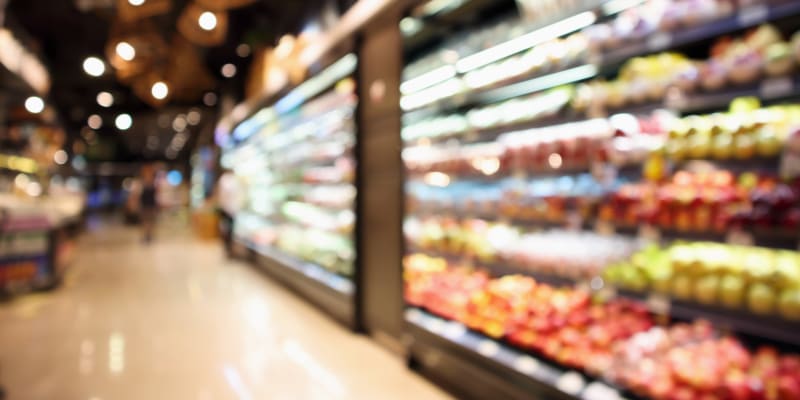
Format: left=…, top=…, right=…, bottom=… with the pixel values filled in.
left=726, top=229, right=754, bottom=246
left=557, top=371, right=586, bottom=395
left=738, top=4, right=769, bottom=27
left=514, top=356, right=540, bottom=375
left=477, top=339, right=500, bottom=357
left=759, top=77, right=794, bottom=99
left=443, top=321, right=466, bottom=340
left=646, top=32, right=672, bottom=51
left=638, top=224, right=661, bottom=244
left=646, top=293, right=671, bottom=316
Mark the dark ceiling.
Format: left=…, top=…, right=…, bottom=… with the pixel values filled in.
left=5, top=0, right=354, bottom=163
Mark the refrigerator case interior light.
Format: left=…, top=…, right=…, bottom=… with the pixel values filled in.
left=228, top=55, right=359, bottom=283
left=402, top=0, right=800, bottom=399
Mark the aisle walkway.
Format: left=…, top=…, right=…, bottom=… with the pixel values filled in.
left=0, top=216, right=449, bottom=400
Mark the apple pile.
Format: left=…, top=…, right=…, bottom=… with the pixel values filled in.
left=701, top=25, right=800, bottom=91
left=605, top=170, right=800, bottom=233
left=604, top=242, right=800, bottom=321
left=452, top=272, right=656, bottom=370
left=403, top=254, right=490, bottom=321
left=603, top=321, right=800, bottom=400
left=661, top=102, right=800, bottom=162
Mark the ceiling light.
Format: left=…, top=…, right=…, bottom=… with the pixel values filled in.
left=187, top=110, right=201, bottom=125
left=97, top=91, right=114, bottom=107
left=87, top=114, right=103, bottom=129
left=198, top=12, right=217, bottom=31
left=221, top=63, right=237, bottom=78
left=83, top=56, right=105, bottom=77
left=203, top=92, right=217, bottom=106
left=128, top=0, right=145, bottom=5
left=115, top=113, right=132, bottom=130
left=151, top=81, right=169, bottom=100
left=236, top=44, right=251, bottom=58
left=116, top=42, right=136, bottom=61
left=24, top=96, right=44, bottom=114
left=53, top=150, right=68, bottom=165
left=172, top=115, right=187, bottom=131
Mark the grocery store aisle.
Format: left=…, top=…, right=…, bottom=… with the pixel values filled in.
left=0, top=216, right=449, bottom=400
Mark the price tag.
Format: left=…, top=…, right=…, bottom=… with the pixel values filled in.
left=582, top=382, right=620, bottom=400
left=726, top=229, right=754, bottom=246
left=638, top=224, right=661, bottom=244
left=737, top=4, right=769, bottom=27
left=514, top=356, right=540, bottom=375
left=557, top=371, right=586, bottom=395
left=646, top=32, right=672, bottom=51
left=647, top=293, right=671, bottom=316
left=759, top=77, right=794, bottom=99
left=477, top=339, right=500, bottom=357
left=428, top=318, right=445, bottom=334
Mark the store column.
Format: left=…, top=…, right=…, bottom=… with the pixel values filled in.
left=356, top=11, right=405, bottom=352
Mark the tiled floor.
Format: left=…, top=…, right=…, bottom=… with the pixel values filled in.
left=0, top=216, right=450, bottom=400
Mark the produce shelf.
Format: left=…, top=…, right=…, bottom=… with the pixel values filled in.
left=236, top=238, right=357, bottom=329
left=402, top=1, right=800, bottom=116
left=405, top=308, right=629, bottom=400
left=406, top=245, right=800, bottom=347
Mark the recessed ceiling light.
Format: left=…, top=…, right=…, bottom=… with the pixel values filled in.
left=24, top=96, right=44, bottom=114
left=172, top=115, right=187, bottom=131
left=221, top=63, right=237, bottom=78
left=87, top=114, right=103, bottom=129
left=97, top=92, right=114, bottom=108
left=128, top=0, right=145, bottom=5
left=203, top=92, right=217, bottom=106
left=116, top=42, right=136, bottom=61
left=53, top=150, right=68, bottom=165
left=236, top=43, right=251, bottom=58
left=198, top=12, right=217, bottom=31
left=151, top=81, right=169, bottom=100
left=83, top=57, right=105, bottom=77
left=187, top=110, right=201, bottom=125
left=115, top=113, right=132, bottom=130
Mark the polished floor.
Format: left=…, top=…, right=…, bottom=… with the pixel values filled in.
left=0, top=216, right=450, bottom=400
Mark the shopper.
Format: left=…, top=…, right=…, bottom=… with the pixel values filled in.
left=215, top=169, right=241, bottom=256
left=138, top=164, right=159, bottom=243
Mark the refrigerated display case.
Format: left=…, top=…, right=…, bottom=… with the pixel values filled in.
left=401, top=0, right=800, bottom=398
left=225, top=54, right=360, bottom=327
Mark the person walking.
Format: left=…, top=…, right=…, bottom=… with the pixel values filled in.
left=139, top=164, right=159, bottom=243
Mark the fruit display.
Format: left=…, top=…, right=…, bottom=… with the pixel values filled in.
left=602, top=322, right=800, bottom=400
left=575, top=25, right=800, bottom=113
left=229, top=75, right=358, bottom=279
left=659, top=102, right=800, bottom=162
left=402, top=86, right=574, bottom=142
left=407, top=256, right=800, bottom=399
left=405, top=215, right=640, bottom=279
left=604, top=242, right=800, bottom=320
left=402, top=0, right=800, bottom=397
left=606, top=169, right=800, bottom=233
left=403, top=113, right=667, bottom=177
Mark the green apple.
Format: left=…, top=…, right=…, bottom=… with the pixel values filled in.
left=694, top=275, right=720, bottom=305
left=748, top=283, right=776, bottom=315
left=720, top=274, right=746, bottom=308
left=672, top=275, right=695, bottom=300
left=778, top=287, right=800, bottom=320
